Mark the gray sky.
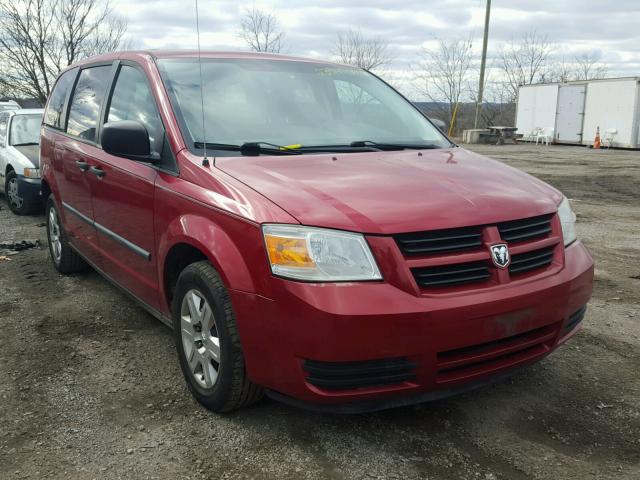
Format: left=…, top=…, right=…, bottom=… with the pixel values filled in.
left=114, top=0, right=640, bottom=96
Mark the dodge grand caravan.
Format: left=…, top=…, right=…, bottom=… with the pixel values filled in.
left=40, top=51, right=594, bottom=413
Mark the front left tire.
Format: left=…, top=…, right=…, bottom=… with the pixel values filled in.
left=172, top=261, right=263, bottom=412
left=5, top=170, right=35, bottom=215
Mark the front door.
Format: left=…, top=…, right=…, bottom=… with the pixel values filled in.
left=90, top=63, right=167, bottom=310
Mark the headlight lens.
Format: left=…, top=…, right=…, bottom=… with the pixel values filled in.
left=23, top=168, right=40, bottom=178
left=262, top=224, right=382, bottom=281
left=558, top=196, right=577, bottom=246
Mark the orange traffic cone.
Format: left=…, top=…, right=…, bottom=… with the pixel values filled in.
left=593, top=126, right=601, bottom=149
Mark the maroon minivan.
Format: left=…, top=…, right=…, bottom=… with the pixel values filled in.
left=40, top=51, right=594, bottom=413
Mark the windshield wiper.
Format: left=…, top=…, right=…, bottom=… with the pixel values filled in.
left=290, top=141, right=443, bottom=153
left=349, top=140, right=441, bottom=150
left=194, top=141, right=301, bottom=155
left=11, top=142, right=39, bottom=146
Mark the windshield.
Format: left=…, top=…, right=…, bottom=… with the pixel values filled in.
left=10, top=114, right=41, bottom=145
left=157, top=58, right=451, bottom=154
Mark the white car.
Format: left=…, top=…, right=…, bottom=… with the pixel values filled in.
left=0, top=109, right=44, bottom=214
left=0, top=100, right=21, bottom=113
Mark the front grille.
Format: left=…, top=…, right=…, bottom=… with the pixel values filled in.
left=395, top=226, right=482, bottom=256
left=303, top=357, right=416, bottom=390
left=498, top=214, right=553, bottom=243
left=509, top=247, right=555, bottom=275
left=436, top=323, right=557, bottom=383
left=412, top=261, right=490, bottom=288
left=397, top=213, right=560, bottom=292
left=564, top=305, right=587, bottom=332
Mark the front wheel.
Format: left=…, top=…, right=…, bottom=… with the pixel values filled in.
left=5, top=170, right=34, bottom=215
left=172, top=261, right=263, bottom=412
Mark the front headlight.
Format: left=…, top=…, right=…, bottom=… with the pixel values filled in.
left=23, top=167, right=40, bottom=178
left=262, top=224, right=382, bottom=281
left=558, top=196, right=577, bottom=246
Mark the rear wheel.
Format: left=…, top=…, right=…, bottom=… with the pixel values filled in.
left=5, top=170, right=35, bottom=215
left=46, top=195, right=87, bottom=273
left=172, top=261, right=263, bottom=412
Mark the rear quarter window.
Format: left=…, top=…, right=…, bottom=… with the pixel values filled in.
left=44, top=69, right=77, bottom=129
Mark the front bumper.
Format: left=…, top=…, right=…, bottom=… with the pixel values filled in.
left=231, top=241, right=594, bottom=411
left=16, top=175, right=42, bottom=205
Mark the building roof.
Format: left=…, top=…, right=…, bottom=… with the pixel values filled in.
left=520, top=76, right=640, bottom=88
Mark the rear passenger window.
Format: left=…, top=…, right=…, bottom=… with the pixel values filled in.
left=44, top=68, right=76, bottom=129
left=106, top=65, right=163, bottom=155
left=66, top=65, right=111, bottom=142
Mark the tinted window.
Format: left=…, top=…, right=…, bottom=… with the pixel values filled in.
left=44, top=69, right=76, bottom=129
left=67, top=65, right=111, bottom=141
left=107, top=65, right=163, bottom=155
left=10, top=114, right=42, bottom=145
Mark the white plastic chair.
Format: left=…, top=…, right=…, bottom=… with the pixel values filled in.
left=603, top=129, right=617, bottom=148
left=522, top=127, right=540, bottom=142
left=536, top=127, right=554, bottom=146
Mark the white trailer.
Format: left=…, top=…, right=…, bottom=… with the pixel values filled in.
left=516, top=77, right=640, bottom=148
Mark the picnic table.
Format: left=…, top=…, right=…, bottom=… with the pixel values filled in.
left=488, top=126, right=518, bottom=145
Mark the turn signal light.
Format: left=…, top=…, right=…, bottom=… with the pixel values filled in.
left=265, top=235, right=315, bottom=268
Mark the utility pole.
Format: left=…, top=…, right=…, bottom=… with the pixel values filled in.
left=474, top=0, right=492, bottom=128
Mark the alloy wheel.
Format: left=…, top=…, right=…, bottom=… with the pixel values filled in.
left=48, top=207, right=62, bottom=263
left=180, top=289, right=221, bottom=389
left=7, top=177, right=23, bottom=210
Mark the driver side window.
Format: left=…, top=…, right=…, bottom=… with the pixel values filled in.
left=106, top=65, right=163, bottom=157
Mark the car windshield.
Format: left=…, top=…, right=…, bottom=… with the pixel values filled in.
left=157, top=58, right=451, bottom=155
left=10, top=114, right=41, bottom=145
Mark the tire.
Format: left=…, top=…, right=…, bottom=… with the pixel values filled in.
left=46, top=195, right=87, bottom=274
left=172, top=261, right=263, bottom=412
left=5, top=169, right=35, bottom=215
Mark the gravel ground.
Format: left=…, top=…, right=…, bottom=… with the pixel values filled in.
left=0, top=144, right=639, bottom=480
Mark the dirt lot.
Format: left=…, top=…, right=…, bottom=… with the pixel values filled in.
left=0, top=144, right=638, bottom=480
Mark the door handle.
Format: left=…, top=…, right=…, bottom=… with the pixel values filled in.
left=75, top=160, right=89, bottom=171
left=89, top=166, right=105, bottom=178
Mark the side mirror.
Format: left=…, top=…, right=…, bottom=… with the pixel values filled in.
left=101, top=120, right=152, bottom=161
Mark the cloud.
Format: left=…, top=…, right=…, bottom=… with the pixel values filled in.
left=114, top=0, right=640, bottom=84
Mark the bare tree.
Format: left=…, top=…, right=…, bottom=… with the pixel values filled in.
left=415, top=38, right=474, bottom=134
left=573, top=51, right=608, bottom=80
left=53, top=0, right=126, bottom=69
left=332, top=29, right=390, bottom=71
left=552, top=55, right=574, bottom=83
left=480, top=80, right=516, bottom=127
left=239, top=7, right=285, bottom=53
left=499, top=30, right=555, bottom=102
left=0, top=0, right=127, bottom=103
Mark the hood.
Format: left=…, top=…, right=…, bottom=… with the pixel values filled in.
left=215, top=147, right=562, bottom=234
left=13, top=145, right=40, bottom=168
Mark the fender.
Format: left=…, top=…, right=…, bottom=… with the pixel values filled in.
left=158, top=213, right=258, bottom=296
